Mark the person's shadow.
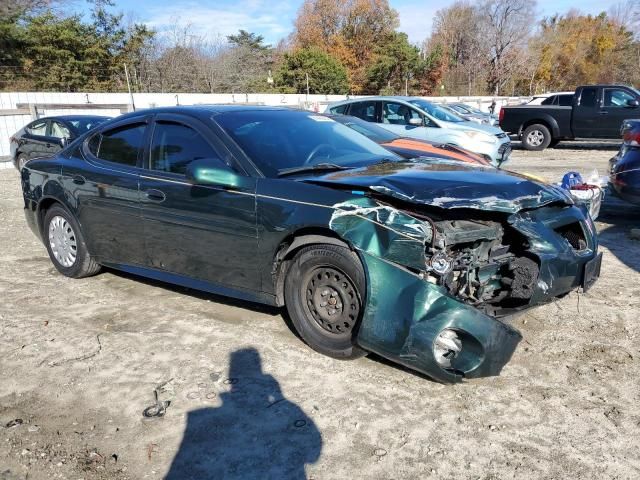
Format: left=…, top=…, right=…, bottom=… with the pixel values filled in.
left=165, top=348, right=322, bottom=479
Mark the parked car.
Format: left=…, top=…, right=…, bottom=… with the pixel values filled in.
left=609, top=119, right=640, bottom=204
left=441, top=102, right=499, bottom=126
left=436, top=103, right=486, bottom=125
left=500, top=85, right=640, bottom=150
left=10, top=115, right=111, bottom=169
left=326, top=113, right=491, bottom=166
left=21, top=106, right=602, bottom=383
left=525, top=92, right=575, bottom=106
left=327, top=97, right=511, bottom=166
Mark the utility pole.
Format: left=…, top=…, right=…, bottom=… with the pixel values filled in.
left=305, top=73, right=310, bottom=106
left=123, top=64, right=136, bottom=112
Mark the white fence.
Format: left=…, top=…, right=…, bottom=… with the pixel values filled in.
left=0, top=92, right=528, bottom=158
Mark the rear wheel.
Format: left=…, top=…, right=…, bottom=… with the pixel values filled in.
left=43, top=204, right=101, bottom=278
left=284, top=244, right=367, bottom=359
left=522, top=124, right=551, bottom=151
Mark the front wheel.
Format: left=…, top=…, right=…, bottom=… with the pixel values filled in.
left=284, top=244, right=367, bottom=360
left=522, top=124, right=552, bottom=151
left=44, top=205, right=101, bottom=278
left=17, top=153, right=28, bottom=170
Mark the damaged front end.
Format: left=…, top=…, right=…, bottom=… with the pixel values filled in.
left=328, top=193, right=600, bottom=383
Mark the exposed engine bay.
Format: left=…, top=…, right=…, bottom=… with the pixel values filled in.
left=423, top=218, right=539, bottom=316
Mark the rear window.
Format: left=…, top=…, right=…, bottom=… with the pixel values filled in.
left=579, top=88, right=598, bottom=108
left=88, top=123, right=146, bottom=167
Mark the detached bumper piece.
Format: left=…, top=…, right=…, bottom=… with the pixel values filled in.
left=355, top=252, right=521, bottom=384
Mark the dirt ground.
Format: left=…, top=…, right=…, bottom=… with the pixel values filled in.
left=1, top=142, right=639, bottom=480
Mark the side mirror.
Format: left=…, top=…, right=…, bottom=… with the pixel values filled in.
left=185, top=158, right=243, bottom=189
left=626, top=99, right=639, bottom=108
left=58, top=137, right=68, bottom=147
left=408, top=117, right=423, bottom=126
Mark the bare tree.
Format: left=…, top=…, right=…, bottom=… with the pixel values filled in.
left=481, top=0, right=536, bottom=95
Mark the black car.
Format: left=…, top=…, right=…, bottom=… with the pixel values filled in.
left=10, top=115, right=111, bottom=169
left=21, top=106, right=602, bottom=383
left=609, top=119, right=640, bottom=204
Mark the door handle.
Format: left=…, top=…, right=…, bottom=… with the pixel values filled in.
left=72, top=174, right=86, bottom=185
left=145, top=189, right=166, bottom=202
left=599, top=110, right=609, bottom=115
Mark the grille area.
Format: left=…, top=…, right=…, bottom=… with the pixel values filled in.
left=555, top=222, right=588, bottom=251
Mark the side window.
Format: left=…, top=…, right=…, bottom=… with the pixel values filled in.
left=382, top=102, right=422, bottom=126
left=150, top=121, right=224, bottom=175
left=50, top=121, right=71, bottom=139
left=603, top=89, right=635, bottom=107
left=558, top=95, right=573, bottom=106
left=329, top=104, right=348, bottom=115
left=579, top=88, right=598, bottom=108
left=88, top=123, right=146, bottom=167
left=348, top=101, right=377, bottom=122
left=541, top=96, right=555, bottom=105
left=27, top=120, right=47, bottom=136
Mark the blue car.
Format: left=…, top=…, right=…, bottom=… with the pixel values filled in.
left=609, top=119, right=640, bottom=205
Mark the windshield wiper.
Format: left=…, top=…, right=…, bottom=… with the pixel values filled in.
left=277, top=163, right=354, bottom=177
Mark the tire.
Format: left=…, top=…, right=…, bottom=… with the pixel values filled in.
left=522, top=124, right=552, bottom=151
left=284, top=244, right=367, bottom=360
left=43, top=204, right=101, bottom=278
left=17, top=153, right=28, bottom=170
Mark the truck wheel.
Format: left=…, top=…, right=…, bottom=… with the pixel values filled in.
left=522, top=124, right=551, bottom=151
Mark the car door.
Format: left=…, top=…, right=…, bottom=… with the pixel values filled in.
left=572, top=87, right=600, bottom=138
left=344, top=100, right=380, bottom=123
left=22, top=119, right=50, bottom=159
left=139, top=113, right=259, bottom=291
left=600, top=87, right=640, bottom=137
left=67, top=116, right=149, bottom=266
left=380, top=101, right=444, bottom=142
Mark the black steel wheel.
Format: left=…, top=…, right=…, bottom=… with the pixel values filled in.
left=285, top=244, right=366, bottom=359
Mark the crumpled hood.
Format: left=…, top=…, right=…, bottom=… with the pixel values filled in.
left=300, top=159, right=573, bottom=213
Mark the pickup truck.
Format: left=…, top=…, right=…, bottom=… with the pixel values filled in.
left=499, top=85, right=640, bottom=150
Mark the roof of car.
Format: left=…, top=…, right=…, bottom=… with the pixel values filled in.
left=35, top=114, right=111, bottom=121
left=111, top=104, right=300, bottom=122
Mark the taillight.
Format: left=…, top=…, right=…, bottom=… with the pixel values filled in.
left=498, top=107, right=504, bottom=124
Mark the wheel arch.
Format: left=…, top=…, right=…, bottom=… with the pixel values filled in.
left=36, top=197, right=75, bottom=240
left=271, top=227, right=357, bottom=307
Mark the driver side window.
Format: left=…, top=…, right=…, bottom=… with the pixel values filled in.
left=382, top=102, right=422, bottom=126
left=50, top=121, right=71, bottom=139
left=150, top=121, right=228, bottom=176
left=604, top=89, right=635, bottom=108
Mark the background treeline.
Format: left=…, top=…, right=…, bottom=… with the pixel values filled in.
left=0, top=0, right=639, bottom=95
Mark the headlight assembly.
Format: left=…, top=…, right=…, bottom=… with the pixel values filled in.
left=463, top=130, right=497, bottom=144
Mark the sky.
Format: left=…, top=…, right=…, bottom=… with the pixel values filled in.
left=78, top=0, right=622, bottom=45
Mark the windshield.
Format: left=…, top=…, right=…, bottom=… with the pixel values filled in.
left=215, top=110, right=399, bottom=177
left=409, top=99, right=465, bottom=123
left=330, top=115, right=399, bottom=144
left=68, top=117, right=110, bottom=133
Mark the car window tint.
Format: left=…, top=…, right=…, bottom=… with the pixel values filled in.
left=329, top=104, right=348, bottom=114
left=348, top=101, right=377, bottom=122
left=579, top=88, right=598, bottom=107
left=150, top=121, right=222, bottom=175
left=50, top=121, right=70, bottom=139
left=604, top=89, right=635, bottom=107
left=382, top=102, right=422, bottom=126
left=27, top=120, right=47, bottom=136
left=558, top=95, right=573, bottom=106
left=541, top=96, right=556, bottom=105
left=89, top=123, right=145, bottom=166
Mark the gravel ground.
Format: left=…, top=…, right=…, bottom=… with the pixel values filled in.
left=1, top=142, right=639, bottom=480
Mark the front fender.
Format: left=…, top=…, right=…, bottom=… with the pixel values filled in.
left=355, top=252, right=521, bottom=383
